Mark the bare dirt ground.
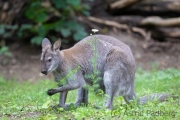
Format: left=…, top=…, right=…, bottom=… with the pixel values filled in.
left=0, top=31, right=180, bottom=81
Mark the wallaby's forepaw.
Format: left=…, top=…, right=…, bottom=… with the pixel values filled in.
left=47, top=89, right=56, bottom=96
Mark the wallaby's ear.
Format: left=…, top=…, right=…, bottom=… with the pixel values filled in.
left=42, top=38, right=51, bottom=48
left=53, top=38, right=61, bottom=51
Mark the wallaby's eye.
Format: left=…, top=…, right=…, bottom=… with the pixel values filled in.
left=47, top=58, right=52, bottom=62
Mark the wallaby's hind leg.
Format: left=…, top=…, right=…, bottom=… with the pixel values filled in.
left=75, top=87, right=88, bottom=106
left=123, top=90, right=137, bottom=104
left=103, top=71, right=117, bottom=109
left=103, top=46, right=136, bottom=109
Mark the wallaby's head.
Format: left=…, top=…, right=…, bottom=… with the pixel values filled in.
left=41, top=38, right=61, bottom=75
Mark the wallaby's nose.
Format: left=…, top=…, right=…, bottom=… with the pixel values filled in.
left=41, top=70, right=47, bottom=75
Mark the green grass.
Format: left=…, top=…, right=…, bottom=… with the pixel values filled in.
left=0, top=68, right=180, bottom=120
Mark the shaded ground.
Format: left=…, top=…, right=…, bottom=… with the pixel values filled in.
left=0, top=31, right=180, bottom=81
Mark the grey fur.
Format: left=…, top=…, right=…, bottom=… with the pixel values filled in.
left=41, top=35, right=172, bottom=109
left=42, top=38, right=51, bottom=47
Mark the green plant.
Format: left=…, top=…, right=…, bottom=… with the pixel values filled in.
left=23, top=0, right=89, bottom=45
left=84, top=34, right=104, bottom=96
left=47, top=31, right=103, bottom=94
left=0, top=24, right=18, bottom=38
left=0, top=0, right=91, bottom=46
left=0, top=46, right=12, bottom=57
left=54, top=65, right=81, bottom=86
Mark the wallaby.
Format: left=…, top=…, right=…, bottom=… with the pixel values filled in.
left=41, top=35, right=174, bottom=109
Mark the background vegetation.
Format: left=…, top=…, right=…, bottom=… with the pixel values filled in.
left=0, top=0, right=90, bottom=51
left=1, top=0, right=180, bottom=51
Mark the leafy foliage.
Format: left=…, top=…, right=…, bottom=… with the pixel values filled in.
left=0, top=46, right=12, bottom=57
left=0, top=0, right=90, bottom=45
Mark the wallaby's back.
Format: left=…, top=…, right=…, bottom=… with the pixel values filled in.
left=74, top=35, right=135, bottom=68
left=62, top=34, right=136, bottom=85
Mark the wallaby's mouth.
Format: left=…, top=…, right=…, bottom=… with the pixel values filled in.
left=41, top=70, right=47, bottom=75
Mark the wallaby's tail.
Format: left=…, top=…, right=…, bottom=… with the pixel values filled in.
left=138, top=93, right=178, bottom=105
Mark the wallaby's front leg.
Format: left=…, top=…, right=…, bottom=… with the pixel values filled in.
left=47, top=83, right=81, bottom=96
left=47, top=74, right=85, bottom=96
left=47, top=72, right=85, bottom=96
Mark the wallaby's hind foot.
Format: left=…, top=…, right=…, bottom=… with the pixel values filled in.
left=123, top=89, right=137, bottom=104
left=57, top=104, right=69, bottom=109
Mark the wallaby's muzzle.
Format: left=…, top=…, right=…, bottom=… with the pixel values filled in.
left=41, top=62, right=47, bottom=75
left=41, top=70, right=47, bottom=75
